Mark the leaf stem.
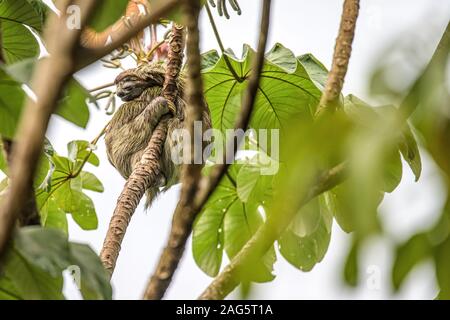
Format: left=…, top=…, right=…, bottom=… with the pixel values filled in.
left=205, top=2, right=243, bottom=82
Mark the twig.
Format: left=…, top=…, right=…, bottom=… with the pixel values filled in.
left=199, top=163, right=347, bottom=299
left=99, top=24, right=185, bottom=275
left=315, top=0, right=360, bottom=116
left=205, top=2, right=243, bottom=82
left=0, top=0, right=97, bottom=258
left=143, top=0, right=272, bottom=300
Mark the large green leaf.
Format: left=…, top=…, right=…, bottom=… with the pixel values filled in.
left=202, top=44, right=322, bottom=134
left=193, top=163, right=275, bottom=280
left=1, top=20, right=39, bottom=64
left=0, top=0, right=42, bottom=64
left=0, top=0, right=42, bottom=30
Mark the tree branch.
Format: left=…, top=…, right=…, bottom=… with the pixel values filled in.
left=199, top=163, right=347, bottom=300
left=99, top=24, right=185, bottom=275
left=143, top=0, right=205, bottom=300
left=0, top=0, right=96, bottom=259
left=315, top=0, right=360, bottom=116
left=142, top=0, right=272, bottom=300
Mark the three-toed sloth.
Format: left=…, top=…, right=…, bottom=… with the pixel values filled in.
left=105, top=62, right=211, bottom=208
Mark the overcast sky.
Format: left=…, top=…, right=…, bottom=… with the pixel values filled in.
left=37, top=0, right=450, bottom=299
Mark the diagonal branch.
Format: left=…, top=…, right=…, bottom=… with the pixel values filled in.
left=199, top=163, right=347, bottom=300
left=315, top=0, right=360, bottom=116
left=143, top=0, right=272, bottom=300
left=0, top=0, right=97, bottom=259
left=99, top=24, right=185, bottom=275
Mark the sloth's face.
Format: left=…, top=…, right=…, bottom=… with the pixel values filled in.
left=115, top=74, right=148, bottom=101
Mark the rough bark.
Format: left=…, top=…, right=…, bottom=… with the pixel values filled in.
left=99, top=120, right=169, bottom=273
left=0, top=0, right=96, bottom=259
left=99, top=24, right=185, bottom=275
left=143, top=0, right=204, bottom=300
left=199, top=163, right=347, bottom=300
left=143, top=0, right=272, bottom=300
left=316, top=0, right=360, bottom=116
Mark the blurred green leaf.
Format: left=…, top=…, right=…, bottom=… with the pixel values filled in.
left=0, top=227, right=112, bottom=300
left=0, top=68, right=25, bottom=139
left=435, top=236, right=450, bottom=299
left=56, top=80, right=94, bottom=129
left=343, top=240, right=359, bottom=287
left=69, top=243, right=113, bottom=300
left=392, top=233, right=432, bottom=291
left=279, top=195, right=332, bottom=271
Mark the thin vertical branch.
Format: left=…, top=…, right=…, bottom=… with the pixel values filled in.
left=143, top=0, right=204, bottom=300
left=99, top=24, right=185, bottom=275
left=315, top=0, right=360, bottom=116
left=143, top=0, right=272, bottom=300
left=0, top=0, right=97, bottom=258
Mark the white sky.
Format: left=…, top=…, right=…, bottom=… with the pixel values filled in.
left=38, top=0, right=450, bottom=299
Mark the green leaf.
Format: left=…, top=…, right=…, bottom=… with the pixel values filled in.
left=224, top=201, right=275, bottom=282
left=1, top=20, right=40, bottom=64
left=392, top=233, right=431, bottom=291
left=0, top=248, right=65, bottom=299
left=265, top=43, right=297, bottom=73
left=14, top=227, right=72, bottom=276
left=54, top=183, right=98, bottom=230
left=87, top=0, right=128, bottom=32
left=398, top=125, right=422, bottom=181
left=0, top=140, right=6, bottom=173
left=382, top=149, right=402, bottom=193
left=56, top=80, right=93, bottom=128
left=202, top=43, right=322, bottom=134
left=297, top=53, right=329, bottom=90
left=278, top=195, right=332, bottom=272
left=236, top=160, right=273, bottom=204
left=343, top=240, right=359, bottom=287
left=81, top=171, right=104, bottom=193
left=37, top=193, right=68, bottom=234
left=67, top=140, right=100, bottom=167
left=0, top=68, right=25, bottom=138
left=193, top=197, right=231, bottom=276
left=434, top=236, right=450, bottom=299
left=201, top=50, right=220, bottom=71
left=0, top=0, right=42, bottom=30
left=68, top=243, right=112, bottom=300
left=0, top=227, right=112, bottom=300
